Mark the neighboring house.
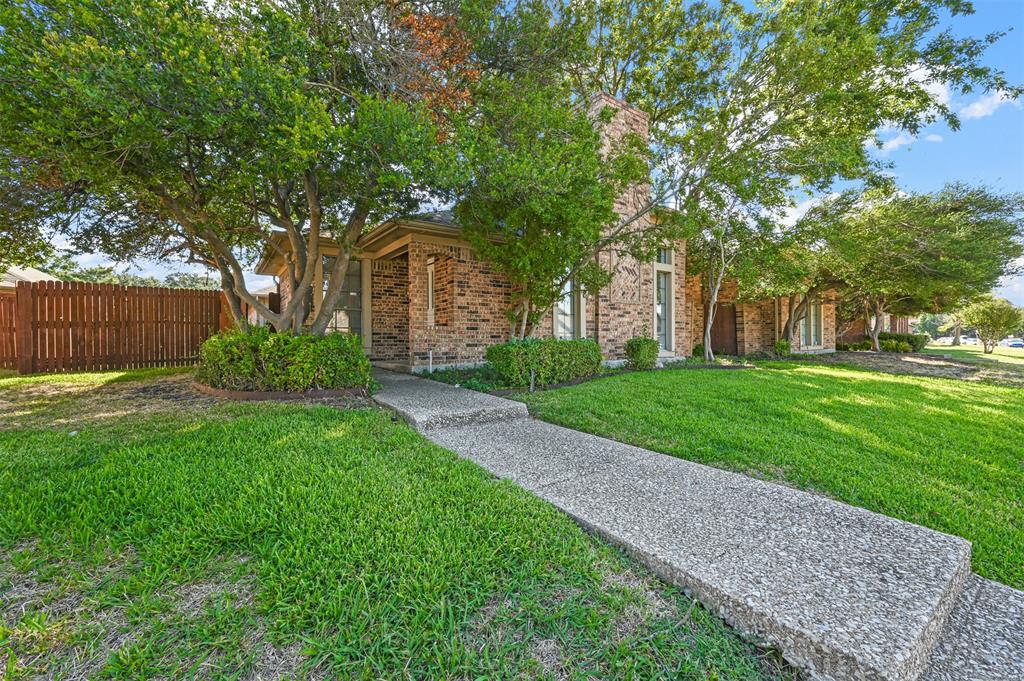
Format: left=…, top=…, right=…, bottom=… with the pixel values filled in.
left=243, top=286, right=278, bottom=327
left=0, top=265, right=59, bottom=296
left=837, top=312, right=911, bottom=345
left=256, top=95, right=836, bottom=370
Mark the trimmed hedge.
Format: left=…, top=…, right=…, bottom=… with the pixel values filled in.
left=196, top=328, right=372, bottom=392
left=774, top=339, right=791, bottom=356
left=625, top=336, right=659, bottom=370
left=837, top=340, right=873, bottom=351
left=878, top=332, right=929, bottom=352
left=880, top=339, right=914, bottom=353
left=486, top=338, right=602, bottom=388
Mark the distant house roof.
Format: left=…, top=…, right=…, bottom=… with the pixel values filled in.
left=0, top=265, right=60, bottom=290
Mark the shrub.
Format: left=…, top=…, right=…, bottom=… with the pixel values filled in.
left=836, top=342, right=849, bottom=351
left=879, top=339, right=913, bottom=353
left=625, top=336, right=660, bottom=370
left=878, top=332, right=929, bottom=352
left=485, top=338, right=602, bottom=388
left=197, top=328, right=372, bottom=392
left=774, top=339, right=791, bottom=356
left=691, top=344, right=705, bottom=359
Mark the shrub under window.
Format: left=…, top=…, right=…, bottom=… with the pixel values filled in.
left=486, top=338, right=602, bottom=388
left=625, top=336, right=659, bottom=370
left=197, top=328, right=372, bottom=392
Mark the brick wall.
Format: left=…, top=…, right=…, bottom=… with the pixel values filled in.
left=407, top=239, right=512, bottom=366
left=684, top=278, right=837, bottom=355
left=370, top=257, right=409, bottom=361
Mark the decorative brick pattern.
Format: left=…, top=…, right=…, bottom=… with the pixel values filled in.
left=370, top=257, right=409, bottom=361
left=407, top=240, right=513, bottom=366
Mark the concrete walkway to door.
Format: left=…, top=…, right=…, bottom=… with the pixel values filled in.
left=372, top=369, right=1024, bottom=681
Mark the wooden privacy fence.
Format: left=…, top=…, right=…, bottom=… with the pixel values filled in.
left=7, top=281, right=225, bottom=374
left=0, top=293, right=15, bottom=370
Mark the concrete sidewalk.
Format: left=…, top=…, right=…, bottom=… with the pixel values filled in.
left=372, top=370, right=1023, bottom=681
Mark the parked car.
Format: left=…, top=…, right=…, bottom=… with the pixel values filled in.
left=961, top=337, right=979, bottom=345
left=933, top=336, right=954, bottom=345
left=1001, top=338, right=1024, bottom=348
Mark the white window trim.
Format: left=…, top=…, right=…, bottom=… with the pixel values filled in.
left=552, top=281, right=585, bottom=340
left=653, top=249, right=675, bottom=352
left=801, top=301, right=823, bottom=348
left=426, top=260, right=436, bottom=328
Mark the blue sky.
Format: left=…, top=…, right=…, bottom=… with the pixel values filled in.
left=73, top=1, right=1024, bottom=301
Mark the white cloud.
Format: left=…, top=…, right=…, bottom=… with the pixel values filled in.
left=780, top=194, right=836, bottom=228
left=879, top=131, right=915, bottom=155
left=924, top=133, right=943, bottom=143
left=960, top=90, right=1020, bottom=120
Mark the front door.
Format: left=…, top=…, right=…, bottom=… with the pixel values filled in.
left=710, top=304, right=737, bottom=355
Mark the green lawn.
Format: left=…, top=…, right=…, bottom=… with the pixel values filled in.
left=922, top=343, right=1024, bottom=369
left=519, top=364, right=1024, bottom=589
left=0, top=370, right=787, bottom=680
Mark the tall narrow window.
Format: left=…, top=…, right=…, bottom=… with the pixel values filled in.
left=653, top=246, right=674, bottom=351
left=555, top=279, right=578, bottom=340
left=426, top=261, right=435, bottom=326
left=323, top=256, right=361, bottom=335
left=801, top=302, right=822, bottom=347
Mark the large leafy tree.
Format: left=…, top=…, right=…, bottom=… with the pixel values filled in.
left=456, top=80, right=650, bottom=337
left=818, top=185, right=1024, bottom=351
left=958, top=296, right=1023, bottom=353
left=569, top=0, right=1018, bottom=359
left=0, top=0, right=470, bottom=333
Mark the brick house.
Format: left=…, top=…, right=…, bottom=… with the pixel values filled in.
left=255, top=95, right=836, bottom=370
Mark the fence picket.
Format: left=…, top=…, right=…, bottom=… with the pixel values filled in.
left=7, top=282, right=225, bottom=374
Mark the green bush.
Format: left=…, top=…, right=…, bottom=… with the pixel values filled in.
left=197, top=328, right=372, bottom=392
left=625, top=336, right=660, bottom=370
left=841, top=340, right=873, bottom=351
left=485, top=338, right=602, bottom=388
left=879, top=339, right=913, bottom=353
left=878, top=332, right=930, bottom=352
left=774, top=339, right=791, bottom=356
left=692, top=344, right=705, bottom=359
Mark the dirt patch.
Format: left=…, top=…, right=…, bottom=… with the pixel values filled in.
left=0, top=373, right=373, bottom=431
left=801, top=351, right=1024, bottom=387
left=529, top=638, right=565, bottom=680
left=0, top=544, right=140, bottom=680
left=602, top=568, right=677, bottom=641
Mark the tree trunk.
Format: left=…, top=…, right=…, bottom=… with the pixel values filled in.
left=783, top=295, right=798, bottom=342
left=309, top=198, right=370, bottom=336
left=867, top=300, right=885, bottom=351
left=952, top=322, right=962, bottom=346
left=703, top=267, right=727, bottom=362
left=984, top=339, right=995, bottom=354
left=219, top=268, right=249, bottom=332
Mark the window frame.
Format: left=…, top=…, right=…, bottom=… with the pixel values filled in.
left=653, top=246, right=675, bottom=352
left=426, top=260, right=436, bottom=327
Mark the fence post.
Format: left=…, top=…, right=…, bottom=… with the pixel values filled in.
left=15, top=281, right=35, bottom=374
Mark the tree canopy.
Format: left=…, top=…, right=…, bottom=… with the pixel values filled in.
left=815, top=184, right=1024, bottom=349
left=959, top=296, right=1024, bottom=353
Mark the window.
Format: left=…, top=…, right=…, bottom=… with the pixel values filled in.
left=426, top=260, right=436, bottom=326
left=322, top=256, right=362, bottom=335
left=555, top=279, right=580, bottom=340
left=801, top=302, right=823, bottom=347
left=653, top=245, right=675, bottom=351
